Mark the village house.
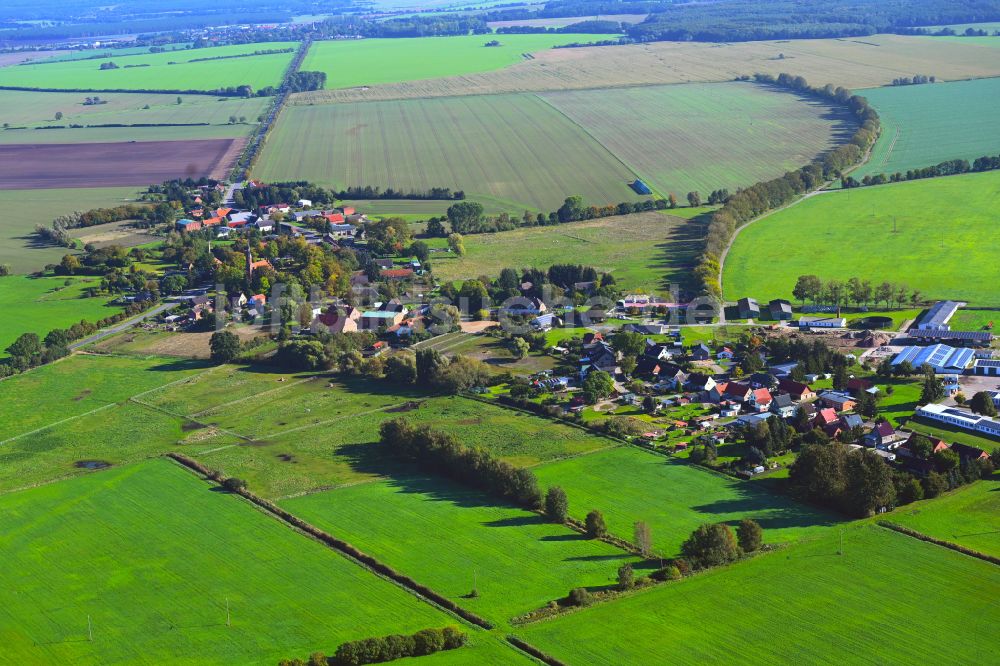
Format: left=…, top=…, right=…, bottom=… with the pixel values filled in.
left=748, top=388, right=773, bottom=412
left=690, top=343, right=712, bottom=361
left=685, top=372, right=717, bottom=394
left=818, top=391, right=856, bottom=412
left=862, top=420, right=897, bottom=448
left=770, top=393, right=797, bottom=418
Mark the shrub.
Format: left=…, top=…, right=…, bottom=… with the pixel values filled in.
left=221, top=477, right=247, bottom=492
left=681, top=523, right=740, bottom=569
left=545, top=486, right=569, bottom=522
left=568, top=587, right=592, bottom=607
left=617, top=563, right=635, bottom=590
left=585, top=509, right=607, bottom=538
left=736, top=518, right=763, bottom=553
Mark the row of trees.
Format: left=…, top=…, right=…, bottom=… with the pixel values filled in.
left=380, top=418, right=542, bottom=508
left=890, top=74, right=935, bottom=86
left=335, top=185, right=463, bottom=201
left=278, top=627, right=466, bottom=666
left=698, top=74, right=880, bottom=298
left=444, top=196, right=671, bottom=235
left=843, top=152, right=1000, bottom=188
left=791, top=274, right=922, bottom=309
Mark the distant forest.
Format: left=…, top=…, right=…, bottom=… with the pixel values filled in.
left=4, top=0, right=1000, bottom=45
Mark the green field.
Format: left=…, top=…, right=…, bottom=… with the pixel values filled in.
left=0, top=89, right=268, bottom=143
left=255, top=92, right=643, bottom=211
left=430, top=210, right=709, bottom=292
left=0, top=275, right=122, bottom=352
left=283, top=477, right=642, bottom=625
left=0, top=186, right=140, bottom=273
left=518, top=524, right=1000, bottom=663
left=892, top=478, right=1000, bottom=557
left=532, top=447, right=840, bottom=556
left=0, top=42, right=296, bottom=92
left=0, top=459, right=522, bottom=664
left=855, top=78, right=1000, bottom=179
left=723, top=170, right=1000, bottom=305
left=541, top=82, right=853, bottom=198
left=302, top=34, right=595, bottom=89
left=2, top=357, right=614, bottom=497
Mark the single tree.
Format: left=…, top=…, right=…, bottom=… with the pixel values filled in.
left=209, top=330, right=241, bottom=363
left=617, top=563, right=635, bottom=591
left=736, top=518, right=763, bottom=553
left=969, top=391, right=998, bottom=417
left=545, top=486, right=568, bottom=522
left=634, top=520, right=653, bottom=558
left=585, top=509, right=607, bottom=538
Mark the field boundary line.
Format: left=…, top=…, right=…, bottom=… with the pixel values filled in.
left=188, top=375, right=316, bottom=417
left=129, top=397, right=253, bottom=442
left=878, top=521, right=1000, bottom=566
left=166, top=453, right=495, bottom=630
left=128, top=363, right=224, bottom=401
left=533, top=92, right=646, bottom=193
left=0, top=402, right=116, bottom=445
left=880, top=126, right=900, bottom=167
left=257, top=401, right=415, bottom=440
left=272, top=475, right=390, bottom=502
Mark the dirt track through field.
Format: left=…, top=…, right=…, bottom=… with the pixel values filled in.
left=0, top=138, right=242, bottom=189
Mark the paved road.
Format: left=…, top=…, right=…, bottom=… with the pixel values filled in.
left=69, top=302, right=174, bottom=350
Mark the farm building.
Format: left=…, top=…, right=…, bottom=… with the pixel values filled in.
left=916, top=403, right=1000, bottom=438
left=737, top=297, right=760, bottom=320
left=911, top=329, right=993, bottom=346
left=630, top=179, right=652, bottom=195
left=768, top=299, right=793, bottom=320
left=915, top=300, right=963, bottom=331
left=798, top=315, right=847, bottom=328
left=892, top=344, right=975, bottom=374
left=974, top=359, right=1000, bottom=376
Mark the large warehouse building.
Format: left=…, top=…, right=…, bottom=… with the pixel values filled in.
left=892, top=344, right=975, bottom=374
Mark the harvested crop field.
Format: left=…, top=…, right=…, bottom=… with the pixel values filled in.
left=541, top=82, right=854, bottom=198
left=255, top=93, right=644, bottom=211
left=293, top=34, right=1000, bottom=105
left=0, top=138, right=243, bottom=189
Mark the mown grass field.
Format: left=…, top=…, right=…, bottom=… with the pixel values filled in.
left=723, top=170, right=1000, bottom=305
left=255, top=93, right=643, bottom=211
left=302, top=34, right=595, bottom=89
left=429, top=210, right=708, bottom=292
left=0, top=186, right=139, bottom=273
left=855, top=78, right=1000, bottom=179
left=0, top=459, right=521, bottom=664
left=0, top=354, right=204, bottom=442
left=532, top=447, right=841, bottom=556
left=283, top=476, right=642, bottom=625
left=892, top=477, right=1000, bottom=557
left=0, top=275, right=122, bottom=352
left=541, top=82, right=853, bottom=198
left=0, top=42, right=296, bottom=92
left=517, top=524, right=1000, bottom=664
left=2, top=357, right=614, bottom=497
left=293, top=34, right=1000, bottom=105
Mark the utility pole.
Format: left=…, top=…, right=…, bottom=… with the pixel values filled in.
left=88, top=614, right=93, bottom=641
left=226, top=598, right=231, bottom=627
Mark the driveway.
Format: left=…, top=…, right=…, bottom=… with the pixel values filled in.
left=69, top=302, right=173, bottom=350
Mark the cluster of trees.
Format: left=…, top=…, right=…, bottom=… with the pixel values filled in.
left=284, top=70, right=327, bottom=93
left=843, top=152, right=1000, bottom=188
left=901, top=26, right=1000, bottom=37
left=380, top=418, right=542, bottom=508
left=237, top=181, right=336, bottom=209
left=34, top=202, right=174, bottom=247
left=495, top=20, right=628, bottom=35
left=903, top=433, right=996, bottom=501
left=622, top=0, right=1000, bottom=43
left=144, top=178, right=223, bottom=209
left=698, top=74, right=879, bottom=298
left=791, top=274, right=922, bottom=309
left=890, top=74, right=935, bottom=86
left=789, top=443, right=899, bottom=516
left=279, top=627, right=465, bottom=666
left=444, top=196, right=670, bottom=235
left=681, top=519, right=762, bottom=569
left=767, top=336, right=847, bottom=377
left=333, top=185, right=463, bottom=201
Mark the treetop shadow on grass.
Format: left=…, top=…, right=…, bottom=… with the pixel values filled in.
left=146, top=358, right=211, bottom=373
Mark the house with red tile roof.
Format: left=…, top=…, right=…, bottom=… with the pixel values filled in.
left=749, top=388, right=773, bottom=412
left=778, top=379, right=815, bottom=402
left=381, top=268, right=415, bottom=280
left=813, top=407, right=839, bottom=429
